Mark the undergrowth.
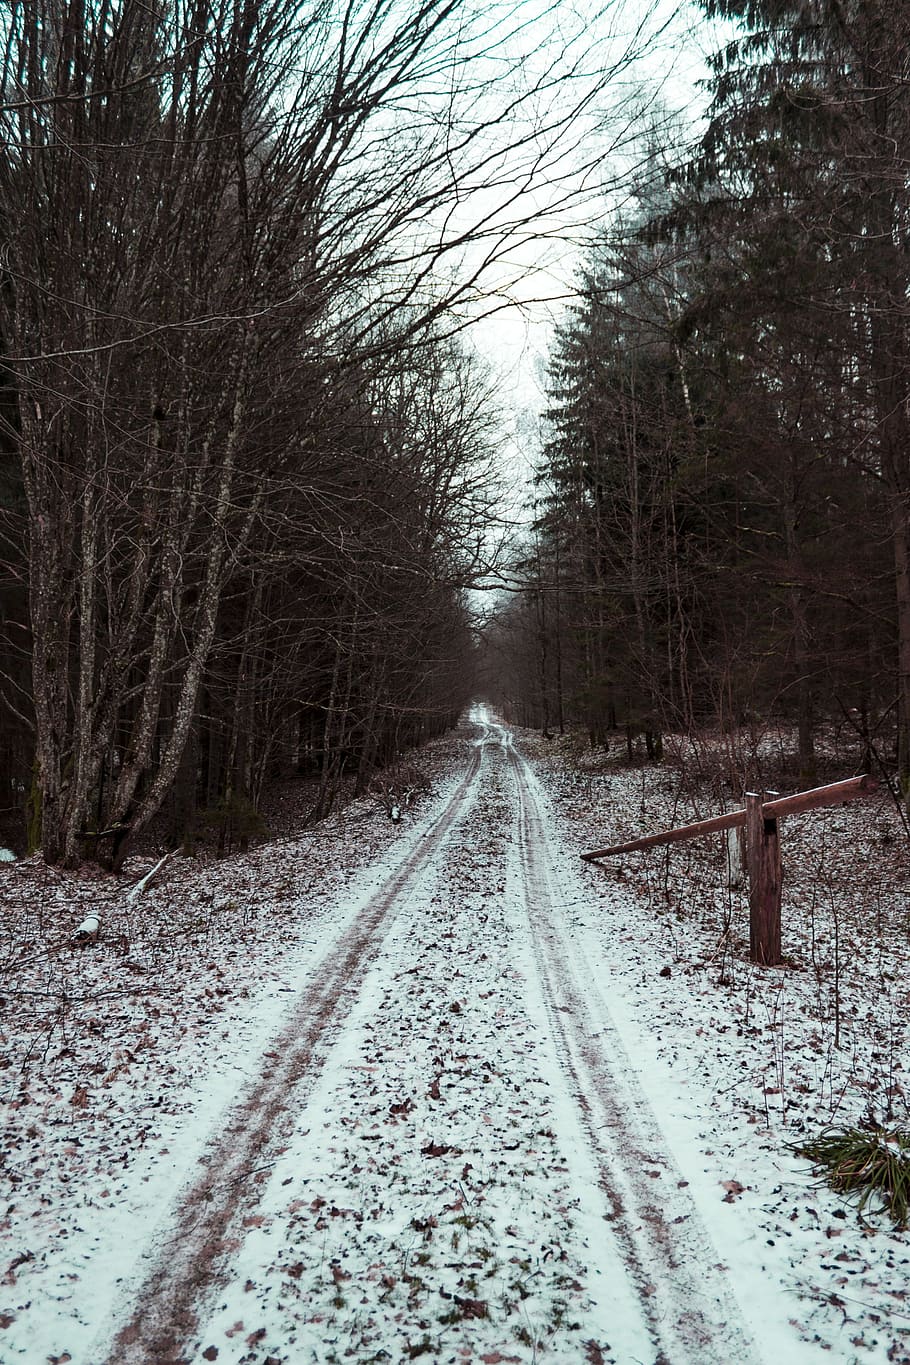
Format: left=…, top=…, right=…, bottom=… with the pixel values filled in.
left=796, top=1126, right=910, bottom=1227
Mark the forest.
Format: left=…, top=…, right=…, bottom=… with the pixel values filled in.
left=0, top=0, right=630, bottom=866
left=3, top=0, right=910, bottom=865
left=487, top=0, right=910, bottom=802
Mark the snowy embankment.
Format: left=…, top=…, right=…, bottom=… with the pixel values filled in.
left=1, top=714, right=909, bottom=1364
left=0, top=741, right=469, bottom=1362
left=532, top=728, right=910, bottom=1364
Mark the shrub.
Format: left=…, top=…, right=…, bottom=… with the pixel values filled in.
left=796, top=1127, right=910, bottom=1227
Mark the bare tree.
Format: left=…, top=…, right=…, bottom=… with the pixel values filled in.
left=0, top=0, right=660, bottom=864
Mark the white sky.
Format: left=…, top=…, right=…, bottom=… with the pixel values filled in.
left=461, top=0, right=720, bottom=516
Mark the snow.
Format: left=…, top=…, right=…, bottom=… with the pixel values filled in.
left=531, top=727, right=910, bottom=1363
left=1, top=712, right=909, bottom=1363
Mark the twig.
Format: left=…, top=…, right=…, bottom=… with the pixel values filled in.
left=127, top=851, right=173, bottom=902
left=793, top=1276, right=910, bottom=1324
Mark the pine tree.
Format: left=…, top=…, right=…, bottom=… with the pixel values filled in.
left=648, top=0, right=900, bottom=778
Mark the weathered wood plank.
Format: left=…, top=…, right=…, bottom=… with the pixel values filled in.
left=580, top=774, right=877, bottom=862
left=763, top=773, right=877, bottom=820
left=580, top=807, right=747, bottom=860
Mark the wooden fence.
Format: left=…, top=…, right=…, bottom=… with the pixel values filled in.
left=581, top=776, right=879, bottom=964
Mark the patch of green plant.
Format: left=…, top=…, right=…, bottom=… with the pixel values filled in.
left=796, top=1126, right=910, bottom=1227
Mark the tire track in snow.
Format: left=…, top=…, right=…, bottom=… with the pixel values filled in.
left=181, top=726, right=656, bottom=1362
left=101, top=741, right=486, bottom=1365
left=504, top=726, right=760, bottom=1365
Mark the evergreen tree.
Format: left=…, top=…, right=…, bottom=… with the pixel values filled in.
left=658, top=0, right=907, bottom=781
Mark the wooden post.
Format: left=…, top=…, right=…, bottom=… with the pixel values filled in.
left=745, top=792, right=782, bottom=965
left=725, top=825, right=746, bottom=889
left=580, top=774, right=877, bottom=964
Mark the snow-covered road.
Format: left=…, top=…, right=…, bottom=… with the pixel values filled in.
left=76, top=709, right=761, bottom=1365
left=10, top=708, right=891, bottom=1364
left=505, top=729, right=757, bottom=1363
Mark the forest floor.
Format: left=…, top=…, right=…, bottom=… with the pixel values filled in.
left=1, top=708, right=909, bottom=1364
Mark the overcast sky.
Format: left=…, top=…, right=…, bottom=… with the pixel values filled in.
left=463, top=0, right=718, bottom=516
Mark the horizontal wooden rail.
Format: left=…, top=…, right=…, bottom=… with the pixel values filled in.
left=762, top=774, right=878, bottom=819
left=580, top=774, right=878, bottom=863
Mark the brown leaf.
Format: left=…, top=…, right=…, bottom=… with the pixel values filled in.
left=4, top=1249, right=33, bottom=1286
left=454, top=1294, right=488, bottom=1319
left=421, top=1141, right=450, bottom=1157
left=202, top=1349, right=218, bottom=1362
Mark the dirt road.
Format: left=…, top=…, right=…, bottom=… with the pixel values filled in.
left=95, top=712, right=759, bottom=1364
